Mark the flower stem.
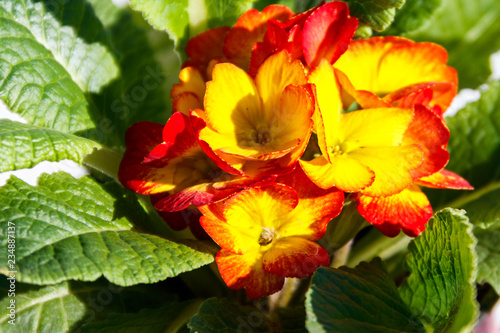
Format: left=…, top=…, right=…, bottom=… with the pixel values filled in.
left=330, top=239, right=353, bottom=268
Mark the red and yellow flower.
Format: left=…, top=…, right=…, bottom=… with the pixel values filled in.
left=194, top=50, right=315, bottom=178
left=199, top=168, right=344, bottom=299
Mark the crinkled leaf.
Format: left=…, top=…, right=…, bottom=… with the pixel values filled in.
left=341, top=0, right=405, bottom=32
left=459, top=187, right=500, bottom=293
left=81, top=299, right=200, bottom=333
left=406, top=0, right=500, bottom=88
left=425, top=80, right=500, bottom=208
left=0, top=279, right=172, bottom=332
left=129, top=0, right=255, bottom=53
left=0, top=119, right=102, bottom=173
left=0, top=172, right=215, bottom=286
left=384, top=0, right=442, bottom=35
left=305, top=258, right=424, bottom=333
left=399, top=208, right=479, bottom=333
left=188, top=298, right=270, bottom=333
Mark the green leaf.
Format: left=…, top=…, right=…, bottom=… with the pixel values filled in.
left=341, top=0, right=405, bottom=32
left=0, top=172, right=215, bottom=286
left=406, top=0, right=500, bottom=88
left=84, top=0, right=172, bottom=146
left=0, top=119, right=102, bottom=173
left=425, top=80, right=500, bottom=208
left=0, top=279, right=172, bottom=332
left=81, top=299, right=201, bottom=333
left=129, top=0, right=255, bottom=51
left=306, top=258, right=424, bottom=333
left=188, top=298, right=270, bottom=333
left=399, top=208, right=479, bottom=332
left=384, top=0, right=443, bottom=35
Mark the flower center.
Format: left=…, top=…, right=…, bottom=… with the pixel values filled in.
left=255, top=129, right=272, bottom=145
left=258, top=228, right=275, bottom=246
left=328, top=145, right=343, bottom=156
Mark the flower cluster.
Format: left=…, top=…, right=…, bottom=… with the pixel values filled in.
left=119, top=2, right=472, bottom=298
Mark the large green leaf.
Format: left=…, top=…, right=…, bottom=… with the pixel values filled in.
left=0, top=119, right=102, bottom=173
left=425, top=80, right=500, bottom=208
left=384, top=0, right=442, bottom=34
left=188, top=298, right=270, bottom=333
left=406, top=0, right=500, bottom=88
left=81, top=299, right=200, bottom=333
left=0, top=172, right=215, bottom=286
left=129, top=0, right=255, bottom=52
left=305, top=258, right=424, bottom=332
left=399, top=208, right=479, bottom=332
left=0, top=279, right=172, bottom=332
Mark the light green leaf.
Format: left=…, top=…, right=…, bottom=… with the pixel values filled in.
left=0, top=172, right=215, bottom=286
left=341, top=0, right=405, bottom=32
left=188, top=298, right=270, bottom=333
left=399, top=208, right=479, bottom=333
left=0, top=0, right=119, bottom=93
left=384, top=0, right=442, bottom=35
left=406, top=0, right=500, bottom=88
left=306, top=258, right=424, bottom=333
left=129, top=0, right=255, bottom=51
left=0, top=279, right=172, bottom=332
left=0, top=119, right=102, bottom=173
left=426, top=80, right=500, bottom=208
left=81, top=299, right=201, bottom=333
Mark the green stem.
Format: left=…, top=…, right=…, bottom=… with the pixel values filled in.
left=437, top=180, right=500, bottom=210
left=347, top=229, right=410, bottom=267
left=330, top=239, right=353, bottom=268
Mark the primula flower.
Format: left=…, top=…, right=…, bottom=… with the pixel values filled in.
left=118, top=112, right=274, bottom=216
left=199, top=168, right=344, bottom=299
left=194, top=50, right=315, bottom=178
left=300, top=60, right=423, bottom=196
left=333, top=36, right=457, bottom=115
left=250, top=1, right=358, bottom=75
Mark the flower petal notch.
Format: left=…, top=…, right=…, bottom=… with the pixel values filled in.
left=199, top=178, right=343, bottom=299
left=198, top=50, right=314, bottom=178
left=334, top=36, right=458, bottom=114
left=300, top=60, right=423, bottom=196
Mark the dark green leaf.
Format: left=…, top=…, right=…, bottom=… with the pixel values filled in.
left=188, top=298, right=270, bottom=333
left=384, top=0, right=442, bottom=35
left=0, top=172, right=214, bottom=286
left=81, top=299, right=201, bottom=333
left=406, top=0, right=500, bottom=88
left=341, top=0, right=405, bottom=32
left=0, top=279, right=172, bottom=332
left=306, top=258, right=424, bottom=332
left=0, top=119, right=102, bottom=173
left=399, top=208, right=479, bottom=332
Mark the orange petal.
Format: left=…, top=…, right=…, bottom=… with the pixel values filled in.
left=354, top=145, right=424, bottom=197
left=403, top=105, right=450, bottom=179
left=255, top=50, right=308, bottom=119
left=223, top=5, right=294, bottom=70
left=204, top=62, right=261, bottom=134
left=334, top=36, right=457, bottom=108
left=172, top=92, right=203, bottom=116
left=275, top=168, right=345, bottom=240
left=216, top=249, right=284, bottom=299
left=334, top=68, right=390, bottom=109
left=417, top=169, right=474, bottom=189
left=302, top=1, right=357, bottom=67
left=185, top=26, right=229, bottom=69
left=263, top=237, right=329, bottom=278
left=354, top=185, right=433, bottom=237
left=170, top=67, right=206, bottom=102
left=299, top=155, right=375, bottom=192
